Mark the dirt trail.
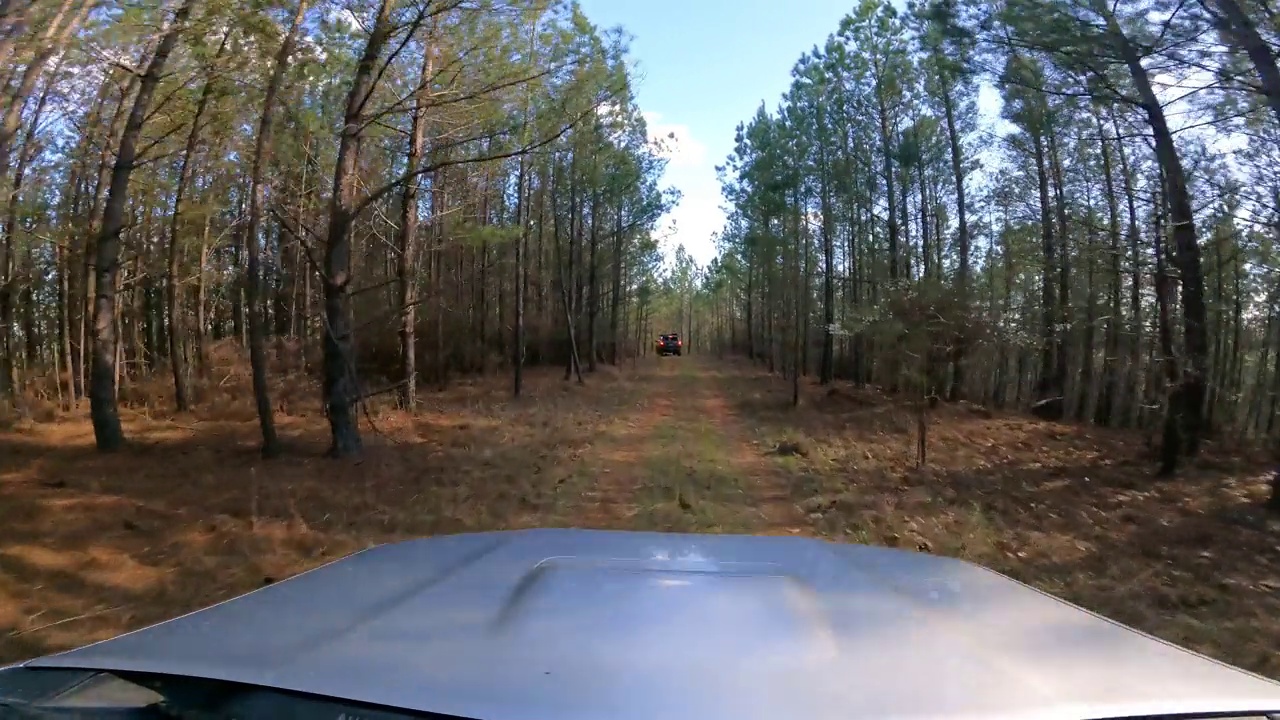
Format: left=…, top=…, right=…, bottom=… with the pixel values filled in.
left=562, top=379, right=676, bottom=528
left=563, top=356, right=805, bottom=535
left=677, top=360, right=807, bottom=534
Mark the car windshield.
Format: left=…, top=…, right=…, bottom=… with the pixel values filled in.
left=0, top=668, right=459, bottom=720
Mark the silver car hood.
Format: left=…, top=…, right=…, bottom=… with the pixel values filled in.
left=25, top=528, right=1280, bottom=720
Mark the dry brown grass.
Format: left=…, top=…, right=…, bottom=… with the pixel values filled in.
left=2, top=354, right=1278, bottom=684
left=722, top=362, right=1280, bottom=679
left=0, top=361, right=656, bottom=662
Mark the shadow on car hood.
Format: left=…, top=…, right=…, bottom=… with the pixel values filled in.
left=25, top=528, right=1280, bottom=720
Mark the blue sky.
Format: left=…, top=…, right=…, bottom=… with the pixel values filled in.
left=571, top=2, right=1224, bottom=271
left=576, top=0, right=861, bottom=266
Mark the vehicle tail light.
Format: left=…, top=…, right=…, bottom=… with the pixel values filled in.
left=677, top=340, right=682, bottom=346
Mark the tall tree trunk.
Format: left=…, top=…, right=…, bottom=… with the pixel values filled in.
left=1079, top=198, right=1098, bottom=422
left=999, top=205, right=1016, bottom=408
left=1096, top=111, right=1123, bottom=427
left=66, top=73, right=113, bottom=403
left=555, top=166, right=584, bottom=385
left=899, top=149, right=911, bottom=282
left=435, top=184, right=449, bottom=390
left=563, top=151, right=581, bottom=381
left=791, top=188, right=802, bottom=407
left=194, top=215, right=210, bottom=375
left=609, top=203, right=622, bottom=365
left=322, top=0, right=393, bottom=457
left=397, top=20, right=431, bottom=408
left=477, top=178, right=489, bottom=372
left=513, top=156, right=527, bottom=396
left=819, top=133, right=835, bottom=385
left=84, top=68, right=140, bottom=400
left=90, top=0, right=195, bottom=451
left=916, top=149, right=931, bottom=280
left=1229, top=247, right=1244, bottom=431
left=875, top=65, right=899, bottom=282
left=1048, top=128, right=1071, bottom=406
left=1033, top=131, right=1060, bottom=410
left=1112, top=112, right=1143, bottom=428
left=244, top=0, right=306, bottom=456
left=230, top=222, right=244, bottom=342
left=166, top=29, right=229, bottom=413
left=1101, top=5, right=1210, bottom=468
left=802, top=193, right=811, bottom=375
left=1152, top=181, right=1181, bottom=474
left=511, top=17, right=537, bottom=395
left=1209, top=226, right=1228, bottom=433
left=942, top=86, right=969, bottom=400
left=745, top=253, right=755, bottom=360
left=587, top=177, right=599, bottom=372
left=58, top=234, right=75, bottom=406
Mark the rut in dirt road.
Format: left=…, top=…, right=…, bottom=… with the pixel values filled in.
left=561, top=357, right=805, bottom=535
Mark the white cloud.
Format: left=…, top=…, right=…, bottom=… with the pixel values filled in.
left=644, top=111, right=709, bottom=171
left=643, top=110, right=721, bottom=267
left=660, top=181, right=723, bottom=266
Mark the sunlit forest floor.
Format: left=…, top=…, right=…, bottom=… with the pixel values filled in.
left=2, top=355, right=1278, bottom=679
